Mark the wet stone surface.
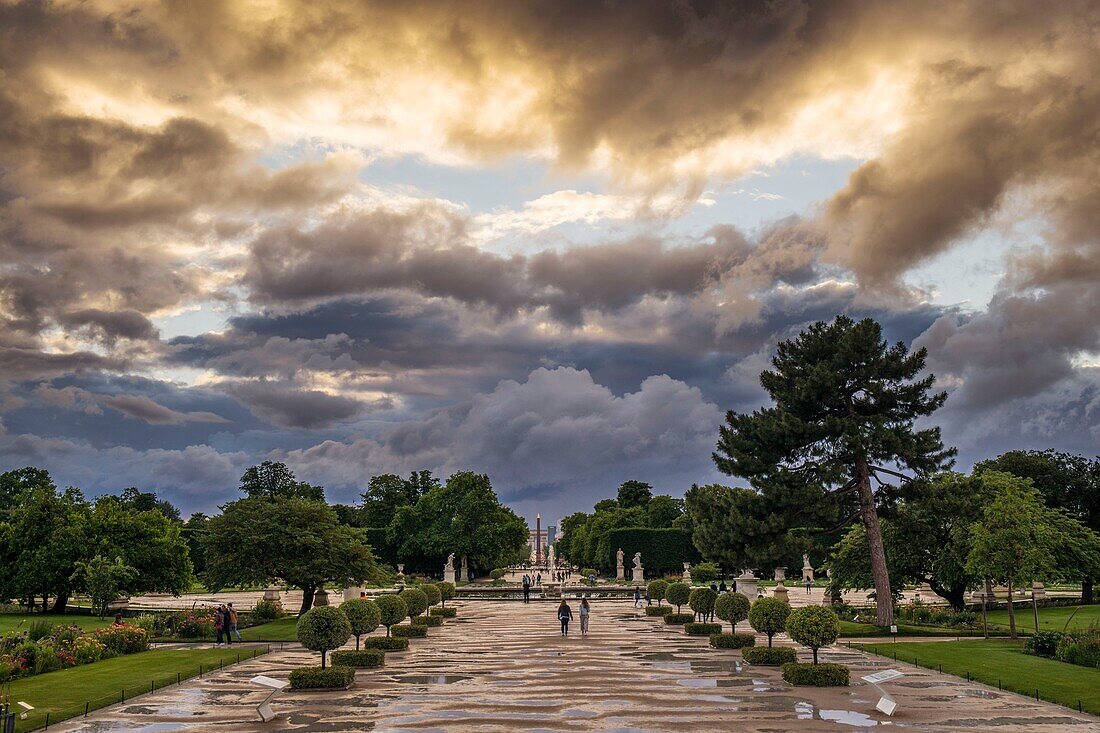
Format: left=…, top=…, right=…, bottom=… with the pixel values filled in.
left=51, top=600, right=1100, bottom=732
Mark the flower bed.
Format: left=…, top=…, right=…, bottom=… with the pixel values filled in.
left=0, top=622, right=149, bottom=682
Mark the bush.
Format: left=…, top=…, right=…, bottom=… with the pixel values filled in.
left=289, top=666, right=356, bottom=690
left=421, top=584, right=442, bottom=609
left=399, top=588, right=429, bottom=620
left=1055, top=624, right=1100, bottom=668
left=665, top=582, right=691, bottom=613
left=392, top=624, right=427, bottom=638
left=93, top=625, right=150, bottom=654
left=437, top=582, right=456, bottom=607
left=490, top=568, right=506, bottom=580
left=645, top=606, right=673, bottom=617
left=709, top=632, right=756, bottom=649
left=330, top=649, right=385, bottom=668
left=782, top=662, right=850, bottom=686
left=430, top=607, right=457, bottom=618
left=690, top=562, right=720, bottom=585
left=689, top=588, right=717, bottom=619
left=375, top=594, right=408, bottom=636
left=297, top=606, right=352, bottom=668
left=749, top=597, right=790, bottom=647
left=72, top=635, right=106, bottom=664
left=28, top=619, right=53, bottom=642
left=341, top=598, right=381, bottom=650
left=174, top=613, right=214, bottom=639
left=785, top=605, right=840, bottom=664
left=252, top=600, right=285, bottom=621
left=581, top=568, right=597, bottom=578
left=361, top=636, right=409, bottom=651
left=715, top=592, right=751, bottom=633
left=647, top=579, right=669, bottom=605
left=684, top=622, right=723, bottom=636
left=412, top=615, right=443, bottom=627
left=1024, top=630, right=1064, bottom=659
left=664, top=613, right=695, bottom=625
left=742, top=646, right=797, bottom=665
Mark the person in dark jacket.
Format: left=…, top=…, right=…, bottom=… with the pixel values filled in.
left=557, top=600, right=573, bottom=636
left=522, top=575, right=531, bottom=604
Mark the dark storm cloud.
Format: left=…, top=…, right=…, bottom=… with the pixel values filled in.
left=218, top=379, right=376, bottom=429
left=97, top=393, right=227, bottom=426
left=57, top=309, right=159, bottom=344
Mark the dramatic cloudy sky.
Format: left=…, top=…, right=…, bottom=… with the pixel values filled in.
left=2, top=1, right=1099, bottom=524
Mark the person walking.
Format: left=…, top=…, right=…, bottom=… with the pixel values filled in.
left=633, top=586, right=642, bottom=608
left=557, top=600, right=573, bottom=636
left=214, top=605, right=225, bottom=646
left=536, top=572, right=542, bottom=586
left=579, top=598, right=591, bottom=636
left=805, top=578, right=812, bottom=595
left=227, top=602, right=241, bottom=642
left=522, top=575, right=531, bottom=604
left=719, top=580, right=727, bottom=593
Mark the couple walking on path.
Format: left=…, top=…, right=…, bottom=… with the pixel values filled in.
left=214, top=603, right=240, bottom=646
left=556, top=599, right=590, bottom=636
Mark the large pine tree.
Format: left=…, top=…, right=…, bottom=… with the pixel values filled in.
left=714, top=316, right=954, bottom=626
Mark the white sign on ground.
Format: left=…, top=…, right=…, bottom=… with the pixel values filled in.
left=250, top=675, right=289, bottom=722
left=861, top=669, right=904, bottom=716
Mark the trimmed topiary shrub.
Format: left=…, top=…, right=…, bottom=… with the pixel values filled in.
left=684, top=622, right=723, bottom=636
left=782, top=662, right=850, bottom=686
left=665, top=582, right=691, bottom=613
left=289, top=666, right=356, bottom=690
left=330, top=649, right=385, bottom=668
left=709, top=632, right=756, bottom=649
left=690, top=562, right=720, bottom=585
left=647, top=579, right=669, bottom=606
left=375, top=594, right=408, bottom=637
left=715, top=592, right=751, bottom=633
left=421, top=583, right=442, bottom=611
left=297, top=606, right=352, bottom=668
left=412, top=615, right=443, bottom=627
left=341, top=598, right=381, bottom=650
left=688, top=587, right=717, bottom=620
left=431, top=607, right=458, bottom=618
left=399, top=588, right=429, bottom=621
left=581, top=568, right=597, bottom=578
left=749, top=597, right=790, bottom=647
left=361, top=636, right=409, bottom=651
left=785, top=605, right=840, bottom=665
left=645, top=606, right=673, bottom=617
left=664, top=613, right=695, bottom=625
left=490, top=568, right=506, bottom=580
left=392, top=624, right=427, bottom=638
left=742, top=646, right=797, bottom=665
left=436, top=581, right=456, bottom=608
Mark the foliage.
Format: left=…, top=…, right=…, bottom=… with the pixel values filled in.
left=785, top=606, right=840, bottom=664
left=431, top=606, right=457, bottom=618
left=341, top=598, right=381, bottom=649
left=749, top=597, right=790, bottom=647
left=663, top=613, right=695, bottom=625
left=690, top=562, right=719, bottom=584
left=647, top=579, right=669, bottom=605
left=288, top=666, right=355, bottom=689
left=392, top=624, right=427, bottom=638
left=688, top=587, right=717, bottom=618
left=684, top=622, right=723, bottom=636
left=490, top=568, right=506, bottom=580
left=714, top=592, right=751, bottom=633
left=361, top=636, right=409, bottom=651
left=93, top=625, right=150, bottom=654
left=436, top=581, right=456, bottom=607
left=664, top=582, right=691, bottom=613
left=603, top=528, right=700, bottom=575
left=74, top=555, right=136, bottom=616
left=421, top=584, right=442, bottom=609
left=296, top=606, right=352, bottom=668
left=645, top=606, right=673, bottom=617
left=709, top=632, right=755, bottom=649
left=398, top=588, right=428, bottom=619
left=252, top=600, right=285, bottom=621
left=374, top=595, right=407, bottom=636
left=330, top=649, right=385, bottom=668
left=173, top=613, right=215, bottom=639
left=239, top=461, right=324, bottom=501
left=85, top=496, right=193, bottom=599
left=1025, top=631, right=1065, bottom=658
left=782, top=662, right=849, bottom=686
left=617, top=481, right=653, bottom=509
left=742, top=646, right=797, bottom=665
left=116, top=487, right=180, bottom=522
left=203, top=496, right=383, bottom=614
left=712, top=316, right=954, bottom=626
left=413, top=614, right=443, bottom=626
left=1053, top=624, right=1100, bottom=669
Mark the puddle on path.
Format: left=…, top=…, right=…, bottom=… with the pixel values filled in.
left=75, top=724, right=190, bottom=733
left=393, top=674, right=472, bottom=685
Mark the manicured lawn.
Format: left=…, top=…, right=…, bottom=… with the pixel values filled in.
left=838, top=620, right=993, bottom=637
left=855, top=639, right=1100, bottom=716
left=984, top=604, right=1100, bottom=634
left=8, top=646, right=268, bottom=731
left=238, top=616, right=299, bottom=641
left=0, top=613, right=115, bottom=635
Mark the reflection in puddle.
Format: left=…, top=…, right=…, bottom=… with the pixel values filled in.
left=820, top=709, right=878, bottom=727
left=76, top=724, right=190, bottom=733
left=393, top=674, right=472, bottom=685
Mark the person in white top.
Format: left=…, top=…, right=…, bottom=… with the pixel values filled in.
left=579, top=598, right=591, bottom=636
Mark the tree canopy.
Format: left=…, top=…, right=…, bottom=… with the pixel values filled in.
left=239, top=460, right=325, bottom=502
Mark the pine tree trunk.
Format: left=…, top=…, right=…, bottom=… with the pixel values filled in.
left=856, top=458, right=893, bottom=627
left=1006, top=576, right=1017, bottom=639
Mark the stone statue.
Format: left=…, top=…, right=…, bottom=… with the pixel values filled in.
left=616, top=547, right=625, bottom=580
left=632, top=552, right=642, bottom=571
left=632, top=552, right=644, bottom=583
left=443, top=553, right=456, bottom=584
left=446, top=553, right=455, bottom=570
left=617, top=548, right=624, bottom=567
left=547, top=545, right=556, bottom=570
left=803, top=553, right=811, bottom=568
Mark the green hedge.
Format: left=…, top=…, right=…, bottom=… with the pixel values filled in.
left=645, top=606, right=673, bottom=617
left=710, top=632, right=756, bottom=649
left=742, top=646, right=798, bottom=665
left=392, top=624, right=427, bottom=638
left=781, top=662, right=850, bottom=686
left=330, top=649, right=385, bottom=668
left=604, top=528, right=701, bottom=574
left=361, top=636, right=409, bottom=651
left=684, top=623, right=724, bottom=636
left=664, top=613, right=695, bottom=625
left=430, top=607, right=458, bottom=618
left=412, top=615, right=443, bottom=627
left=289, top=666, right=356, bottom=689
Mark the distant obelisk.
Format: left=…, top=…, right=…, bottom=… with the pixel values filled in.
left=536, top=513, right=542, bottom=565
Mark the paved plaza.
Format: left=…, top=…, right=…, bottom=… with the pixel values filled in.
left=50, top=600, right=1099, bottom=732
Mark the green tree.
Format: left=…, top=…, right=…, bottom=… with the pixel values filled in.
left=375, top=594, right=407, bottom=636
left=714, top=592, right=750, bottom=633
left=398, top=588, right=428, bottom=621
left=204, top=497, right=383, bottom=614
left=665, top=582, right=690, bottom=613
left=966, top=472, right=1059, bottom=638
left=117, top=487, right=181, bottom=522
left=0, top=466, right=55, bottom=513
left=690, top=562, right=719, bottom=585
left=85, top=496, right=193, bottom=599
left=786, top=606, right=840, bottom=664
left=341, top=598, right=381, bottom=650
left=297, top=606, right=351, bottom=668
left=749, top=597, right=790, bottom=647
left=360, top=473, right=420, bottom=528
left=645, top=495, right=684, bottom=528
left=647, top=579, right=669, bottom=606
left=688, top=587, right=717, bottom=620
left=239, top=461, right=325, bottom=502
left=617, top=480, right=653, bottom=509
left=74, top=555, right=136, bottom=617
left=182, top=513, right=209, bottom=576
left=714, top=316, right=954, bottom=626
left=421, top=583, right=442, bottom=610
left=436, top=581, right=456, bottom=608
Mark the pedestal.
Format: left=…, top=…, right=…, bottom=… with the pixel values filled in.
left=343, top=586, right=363, bottom=602
left=802, top=564, right=814, bottom=583
left=772, top=582, right=790, bottom=605
left=971, top=580, right=995, bottom=602
left=616, top=563, right=625, bottom=580
left=397, top=563, right=405, bottom=579
left=736, top=569, right=759, bottom=600
left=262, top=586, right=283, bottom=611
left=313, top=589, right=330, bottom=607
left=1031, top=581, right=1046, bottom=599
left=682, top=562, right=693, bottom=583
left=460, top=557, right=469, bottom=582
left=632, top=566, right=644, bottom=584
left=773, top=567, right=786, bottom=583
left=443, top=568, right=456, bottom=584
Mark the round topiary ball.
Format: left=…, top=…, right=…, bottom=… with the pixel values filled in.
left=785, top=605, right=840, bottom=664
left=490, top=568, right=506, bottom=580
left=297, top=605, right=352, bottom=667
left=749, top=597, right=791, bottom=647
left=375, top=594, right=408, bottom=636
left=665, top=582, right=691, bottom=612
left=436, top=581, right=456, bottom=607
left=688, top=587, right=718, bottom=618
left=647, top=579, right=669, bottom=605
left=421, top=583, right=442, bottom=609
left=341, top=598, right=381, bottom=649
left=399, top=588, right=428, bottom=619
left=714, top=592, right=751, bottom=633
